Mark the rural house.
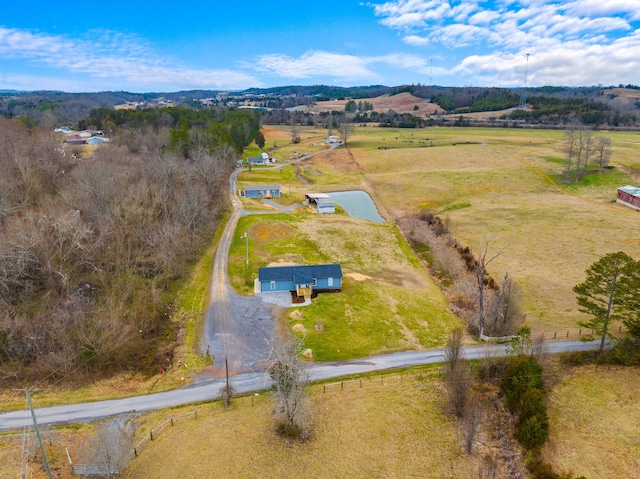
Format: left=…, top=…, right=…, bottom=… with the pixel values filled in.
left=304, top=193, right=335, bottom=214
left=617, top=185, right=640, bottom=211
left=248, top=156, right=267, bottom=166
left=258, top=264, right=342, bottom=300
left=243, top=185, right=281, bottom=199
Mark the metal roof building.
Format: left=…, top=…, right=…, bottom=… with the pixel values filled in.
left=617, top=185, right=640, bottom=211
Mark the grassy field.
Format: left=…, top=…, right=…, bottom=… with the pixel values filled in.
left=227, top=211, right=461, bottom=361
left=120, top=366, right=476, bottom=479
left=277, top=126, right=640, bottom=333
left=544, top=365, right=640, bottom=478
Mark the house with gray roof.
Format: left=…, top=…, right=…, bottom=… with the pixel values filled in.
left=244, top=185, right=281, bottom=198
left=258, top=264, right=342, bottom=300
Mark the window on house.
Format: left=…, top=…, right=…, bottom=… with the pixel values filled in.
left=270, top=281, right=276, bottom=290
left=328, top=277, right=333, bottom=286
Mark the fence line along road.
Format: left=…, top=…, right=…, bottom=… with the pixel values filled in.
left=0, top=339, right=605, bottom=431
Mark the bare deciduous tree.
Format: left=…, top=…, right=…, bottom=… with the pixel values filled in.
left=474, top=240, right=504, bottom=339
left=461, top=395, right=483, bottom=455
left=487, top=273, right=524, bottom=336
left=80, top=419, right=134, bottom=479
left=593, top=136, right=612, bottom=172
left=444, top=327, right=472, bottom=417
left=267, top=335, right=312, bottom=440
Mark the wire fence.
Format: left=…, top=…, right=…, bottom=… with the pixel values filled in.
left=532, top=325, right=627, bottom=342
left=128, top=410, right=198, bottom=461
left=481, top=325, right=628, bottom=343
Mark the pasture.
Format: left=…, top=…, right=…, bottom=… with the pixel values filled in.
left=263, top=126, right=640, bottom=332
left=227, top=212, right=461, bottom=361
left=544, top=365, right=640, bottom=477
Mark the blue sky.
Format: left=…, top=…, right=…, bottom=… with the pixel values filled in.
left=1, top=0, right=639, bottom=92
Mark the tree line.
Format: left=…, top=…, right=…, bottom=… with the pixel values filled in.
left=0, top=115, right=238, bottom=382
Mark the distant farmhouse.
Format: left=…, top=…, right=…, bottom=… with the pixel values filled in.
left=304, top=193, right=335, bottom=214
left=258, top=264, right=342, bottom=301
left=617, top=185, right=640, bottom=211
left=243, top=185, right=281, bottom=199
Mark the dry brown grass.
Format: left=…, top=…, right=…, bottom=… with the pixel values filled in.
left=346, top=128, right=640, bottom=332
left=122, top=371, right=476, bottom=479
left=305, top=92, right=439, bottom=118
left=544, top=365, right=640, bottom=478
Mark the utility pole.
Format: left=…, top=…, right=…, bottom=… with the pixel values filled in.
left=518, top=53, right=530, bottom=110
left=245, top=227, right=249, bottom=266
left=24, top=388, right=53, bottom=479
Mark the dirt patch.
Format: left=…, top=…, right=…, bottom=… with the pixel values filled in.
left=261, top=127, right=291, bottom=142
left=292, top=323, right=306, bottom=333
left=345, top=272, right=371, bottom=281
left=251, top=222, right=296, bottom=242
left=310, top=147, right=363, bottom=175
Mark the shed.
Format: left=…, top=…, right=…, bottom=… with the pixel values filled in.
left=304, top=193, right=335, bottom=214
left=244, top=185, right=281, bottom=199
left=87, top=136, right=104, bottom=145
left=617, top=185, right=640, bottom=211
left=248, top=156, right=267, bottom=166
left=258, top=264, right=342, bottom=299
left=65, top=135, right=86, bottom=145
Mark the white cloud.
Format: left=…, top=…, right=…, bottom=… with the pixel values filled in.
left=0, top=27, right=260, bottom=91
left=251, top=51, right=380, bottom=81
left=403, top=34, right=430, bottom=45
left=369, top=0, right=640, bottom=86
left=251, top=50, right=432, bottom=81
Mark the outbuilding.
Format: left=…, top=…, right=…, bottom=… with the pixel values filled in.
left=248, top=156, right=267, bottom=166
left=243, top=185, right=281, bottom=199
left=617, top=185, right=640, bottom=211
left=304, top=193, right=335, bottom=214
left=258, top=264, right=342, bottom=300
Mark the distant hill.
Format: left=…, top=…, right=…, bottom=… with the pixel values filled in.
left=1, top=84, right=638, bottom=128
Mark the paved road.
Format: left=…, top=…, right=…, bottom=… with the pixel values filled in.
left=0, top=340, right=601, bottom=430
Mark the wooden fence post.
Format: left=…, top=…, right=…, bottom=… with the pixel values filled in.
left=150, top=431, right=154, bottom=441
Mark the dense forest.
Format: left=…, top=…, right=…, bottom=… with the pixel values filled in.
left=0, top=108, right=259, bottom=383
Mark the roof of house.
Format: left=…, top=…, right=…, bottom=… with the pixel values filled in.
left=305, top=193, right=330, bottom=199
left=244, top=185, right=280, bottom=191
left=248, top=156, right=266, bottom=163
left=618, top=185, right=640, bottom=197
left=258, top=264, right=342, bottom=283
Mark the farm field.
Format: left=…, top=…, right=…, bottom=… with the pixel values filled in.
left=544, top=365, right=640, bottom=477
left=261, top=126, right=640, bottom=333
left=227, top=212, right=461, bottom=360
left=121, top=367, right=477, bottom=479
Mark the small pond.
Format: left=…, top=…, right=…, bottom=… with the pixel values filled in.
left=327, top=190, right=385, bottom=223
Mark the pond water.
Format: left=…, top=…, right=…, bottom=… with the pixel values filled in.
left=327, top=190, right=385, bottom=223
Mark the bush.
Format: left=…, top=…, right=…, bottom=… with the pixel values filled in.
left=517, top=412, right=549, bottom=448
left=518, top=388, right=547, bottom=423
left=501, top=355, right=544, bottom=411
